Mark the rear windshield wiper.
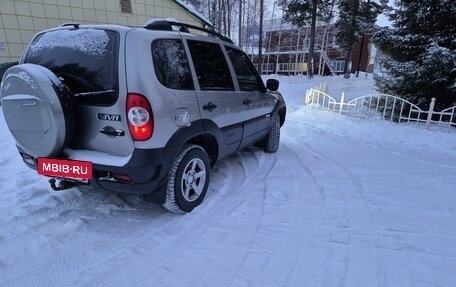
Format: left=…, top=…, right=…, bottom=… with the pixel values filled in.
left=73, top=90, right=115, bottom=97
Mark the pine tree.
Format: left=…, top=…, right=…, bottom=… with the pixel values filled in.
left=336, top=0, right=386, bottom=74
left=373, top=0, right=456, bottom=110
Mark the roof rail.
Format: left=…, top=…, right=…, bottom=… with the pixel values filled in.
left=144, top=20, right=233, bottom=44
left=59, top=23, right=80, bottom=29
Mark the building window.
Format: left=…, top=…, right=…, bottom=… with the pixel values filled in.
left=332, top=36, right=339, bottom=47
left=303, top=38, right=310, bottom=50
left=120, top=0, right=132, bottom=14
left=332, top=60, right=345, bottom=72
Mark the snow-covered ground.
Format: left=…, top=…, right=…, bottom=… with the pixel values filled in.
left=1, top=76, right=456, bottom=286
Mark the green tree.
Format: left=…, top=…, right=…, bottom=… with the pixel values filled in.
left=279, top=0, right=334, bottom=78
left=336, top=0, right=386, bottom=74
left=373, top=0, right=456, bottom=110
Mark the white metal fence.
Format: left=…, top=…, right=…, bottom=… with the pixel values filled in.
left=305, top=89, right=456, bottom=130
left=325, top=74, right=376, bottom=97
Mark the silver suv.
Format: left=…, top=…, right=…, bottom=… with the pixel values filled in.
left=0, top=20, right=286, bottom=213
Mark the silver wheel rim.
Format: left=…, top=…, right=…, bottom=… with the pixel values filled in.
left=181, top=158, right=206, bottom=202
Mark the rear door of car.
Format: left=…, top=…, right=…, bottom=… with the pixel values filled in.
left=24, top=27, right=135, bottom=159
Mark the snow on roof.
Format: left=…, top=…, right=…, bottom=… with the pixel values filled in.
left=172, top=0, right=213, bottom=27
left=144, top=18, right=178, bottom=27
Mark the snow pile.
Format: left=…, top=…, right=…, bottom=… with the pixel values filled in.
left=173, top=0, right=212, bottom=26
left=290, top=107, right=456, bottom=156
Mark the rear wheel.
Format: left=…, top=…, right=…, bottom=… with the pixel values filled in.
left=163, top=144, right=211, bottom=213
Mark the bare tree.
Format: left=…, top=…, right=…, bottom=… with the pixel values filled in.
left=279, top=0, right=334, bottom=78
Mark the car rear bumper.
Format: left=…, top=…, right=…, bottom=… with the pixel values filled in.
left=17, top=146, right=178, bottom=203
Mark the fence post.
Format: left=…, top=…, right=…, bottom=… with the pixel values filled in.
left=425, top=98, right=436, bottom=129
left=339, top=92, right=345, bottom=114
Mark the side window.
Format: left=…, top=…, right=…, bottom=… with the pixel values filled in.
left=226, top=47, right=263, bottom=92
left=187, top=40, right=234, bottom=91
left=151, top=39, right=193, bottom=90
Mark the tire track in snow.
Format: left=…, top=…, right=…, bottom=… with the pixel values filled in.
left=83, top=150, right=258, bottom=286
left=246, top=143, right=331, bottom=286
left=0, top=187, right=51, bottom=219
left=223, top=139, right=343, bottom=286
left=287, top=120, right=456, bottom=284
left=281, top=133, right=350, bottom=229
left=83, top=148, right=279, bottom=287
left=105, top=148, right=268, bottom=286
left=301, top=139, right=378, bottom=231
left=226, top=147, right=301, bottom=286
left=0, top=189, right=117, bottom=247
left=0, top=188, right=103, bottom=229
left=286, top=122, right=376, bottom=229
left=282, top=125, right=379, bottom=285
left=0, top=188, right=101, bottom=224
left=303, top=142, right=379, bottom=286
left=191, top=150, right=283, bottom=287
left=1, top=148, right=266, bottom=287
left=0, top=199, right=179, bottom=287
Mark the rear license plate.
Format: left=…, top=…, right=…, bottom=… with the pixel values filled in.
left=37, top=158, right=92, bottom=181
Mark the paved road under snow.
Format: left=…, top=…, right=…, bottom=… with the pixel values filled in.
left=1, top=80, right=456, bottom=286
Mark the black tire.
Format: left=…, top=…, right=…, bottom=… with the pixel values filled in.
left=163, top=144, right=211, bottom=213
left=264, top=114, right=280, bottom=153
left=0, top=64, right=74, bottom=157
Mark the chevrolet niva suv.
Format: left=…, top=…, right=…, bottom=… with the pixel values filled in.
left=0, top=20, right=286, bottom=213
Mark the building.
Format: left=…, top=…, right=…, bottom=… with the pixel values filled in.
left=0, top=0, right=211, bottom=63
left=259, top=19, right=371, bottom=76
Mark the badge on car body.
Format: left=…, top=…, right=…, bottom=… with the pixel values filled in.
left=97, top=113, right=121, bottom=121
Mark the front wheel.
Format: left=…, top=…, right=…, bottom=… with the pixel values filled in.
left=264, top=114, right=281, bottom=153
left=163, top=144, right=211, bottom=213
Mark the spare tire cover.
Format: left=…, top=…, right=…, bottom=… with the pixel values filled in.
left=0, top=63, right=74, bottom=157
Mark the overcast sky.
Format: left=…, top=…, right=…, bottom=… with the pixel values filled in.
left=376, top=13, right=391, bottom=27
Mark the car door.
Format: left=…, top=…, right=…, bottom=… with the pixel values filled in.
left=184, top=38, right=245, bottom=157
left=225, top=47, right=276, bottom=148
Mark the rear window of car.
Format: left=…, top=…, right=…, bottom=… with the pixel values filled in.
left=151, top=39, right=193, bottom=90
left=24, top=28, right=119, bottom=106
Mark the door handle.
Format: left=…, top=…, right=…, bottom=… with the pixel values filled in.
left=99, top=126, right=125, bottom=137
left=243, top=98, right=252, bottom=105
left=203, top=102, right=217, bottom=112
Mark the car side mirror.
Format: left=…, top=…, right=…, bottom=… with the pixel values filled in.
left=266, top=79, right=279, bottom=91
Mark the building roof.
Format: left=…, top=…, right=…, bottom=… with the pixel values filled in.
left=172, top=0, right=212, bottom=27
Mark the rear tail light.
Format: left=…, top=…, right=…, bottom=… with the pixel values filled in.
left=126, top=93, right=153, bottom=141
